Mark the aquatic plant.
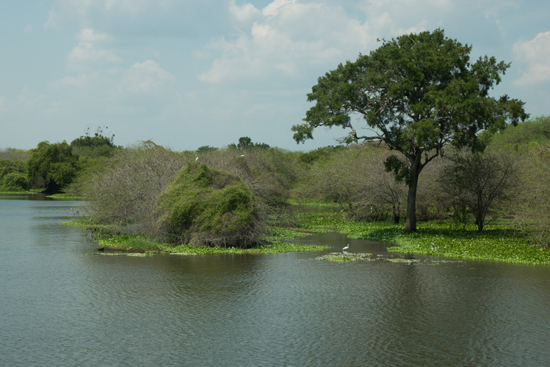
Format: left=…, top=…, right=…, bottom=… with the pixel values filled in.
left=295, top=213, right=550, bottom=265
left=97, top=234, right=326, bottom=255
left=314, top=252, right=373, bottom=262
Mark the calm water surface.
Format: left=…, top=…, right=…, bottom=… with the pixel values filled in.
left=1, top=195, right=549, bottom=366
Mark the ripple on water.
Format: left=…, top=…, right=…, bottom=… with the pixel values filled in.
left=2, top=199, right=550, bottom=366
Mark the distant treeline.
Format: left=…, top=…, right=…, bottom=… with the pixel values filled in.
left=1, top=117, right=550, bottom=246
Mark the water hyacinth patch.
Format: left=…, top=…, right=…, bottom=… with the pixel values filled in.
left=314, top=252, right=373, bottom=262
left=96, top=234, right=327, bottom=255
left=294, top=213, right=550, bottom=265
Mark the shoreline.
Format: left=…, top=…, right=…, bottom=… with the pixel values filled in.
left=61, top=213, right=550, bottom=264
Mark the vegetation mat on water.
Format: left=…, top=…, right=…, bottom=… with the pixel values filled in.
left=314, top=252, right=373, bottom=262
left=61, top=219, right=328, bottom=255
left=295, top=213, right=550, bottom=265
left=97, top=234, right=327, bottom=255
left=47, top=193, right=85, bottom=200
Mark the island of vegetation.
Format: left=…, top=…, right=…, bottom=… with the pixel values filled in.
left=2, top=29, right=549, bottom=263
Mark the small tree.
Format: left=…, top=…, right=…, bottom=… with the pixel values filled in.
left=292, top=29, right=528, bottom=232
left=27, top=141, right=79, bottom=193
left=228, top=137, right=270, bottom=150
left=438, top=150, right=518, bottom=231
left=70, top=126, right=118, bottom=158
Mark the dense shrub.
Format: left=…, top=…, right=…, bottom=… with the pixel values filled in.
left=196, top=147, right=301, bottom=211
left=1, top=172, right=30, bottom=191
left=85, top=142, right=184, bottom=233
left=513, top=143, right=550, bottom=246
left=0, top=158, right=28, bottom=191
left=70, top=126, right=119, bottom=158
left=155, top=163, right=263, bottom=247
left=489, top=116, right=550, bottom=151
left=0, top=148, right=31, bottom=162
left=437, top=149, right=519, bottom=231
left=298, top=147, right=409, bottom=222
left=27, top=141, right=79, bottom=193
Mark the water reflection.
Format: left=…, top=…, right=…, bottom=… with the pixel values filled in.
left=1, top=197, right=550, bottom=366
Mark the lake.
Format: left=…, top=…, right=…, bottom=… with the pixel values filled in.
left=1, top=195, right=549, bottom=366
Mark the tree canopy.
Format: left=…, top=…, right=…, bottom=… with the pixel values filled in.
left=292, top=28, right=528, bottom=232
left=27, top=141, right=80, bottom=193
left=228, top=136, right=270, bottom=150
left=70, top=126, right=118, bottom=157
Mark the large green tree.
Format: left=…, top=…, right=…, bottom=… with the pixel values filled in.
left=27, top=141, right=79, bottom=193
left=292, top=29, right=528, bottom=232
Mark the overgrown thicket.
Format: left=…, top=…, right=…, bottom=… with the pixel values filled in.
left=195, top=147, right=301, bottom=212
left=0, top=149, right=32, bottom=191
left=3, top=117, right=548, bottom=248
left=295, top=143, right=523, bottom=232
left=513, top=144, right=550, bottom=246
left=84, top=142, right=185, bottom=235
left=155, top=163, right=263, bottom=247
left=83, top=142, right=297, bottom=247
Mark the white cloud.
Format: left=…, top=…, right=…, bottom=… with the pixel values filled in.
left=18, top=87, right=47, bottom=109
left=16, top=87, right=60, bottom=116
left=198, top=1, right=374, bottom=83
left=116, top=60, right=175, bottom=95
left=262, top=0, right=295, bottom=17
left=45, top=0, right=230, bottom=39
left=68, top=28, right=122, bottom=69
left=513, top=31, right=550, bottom=86
left=50, top=74, right=90, bottom=89
left=229, top=0, right=261, bottom=22
left=24, top=24, right=34, bottom=33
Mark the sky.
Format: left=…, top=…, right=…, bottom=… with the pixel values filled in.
left=0, top=0, right=549, bottom=152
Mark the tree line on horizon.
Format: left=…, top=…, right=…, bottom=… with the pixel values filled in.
left=0, top=116, right=549, bottom=246
left=0, top=29, right=548, bottom=247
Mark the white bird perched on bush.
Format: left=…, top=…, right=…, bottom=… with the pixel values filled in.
left=195, top=157, right=199, bottom=162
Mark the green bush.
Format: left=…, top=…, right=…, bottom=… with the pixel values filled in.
left=27, top=141, right=79, bottom=193
left=1, top=172, right=30, bottom=191
left=489, top=116, right=550, bottom=151
left=156, top=162, right=263, bottom=247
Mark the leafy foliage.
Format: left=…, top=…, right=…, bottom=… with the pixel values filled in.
left=228, top=136, right=270, bottom=150
left=85, top=142, right=184, bottom=229
left=27, top=141, right=79, bottom=193
left=156, top=162, right=263, bottom=248
left=292, top=28, right=528, bottom=232
left=489, top=115, right=550, bottom=151
left=0, top=158, right=29, bottom=191
left=513, top=143, right=550, bottom=246
left=298, top=145, right=345, bottom=165
left=294, top=212, right=550, bottom=265
left=1, top=172, right=30, bottom=191
left=70, top=126, right=119, bottom=158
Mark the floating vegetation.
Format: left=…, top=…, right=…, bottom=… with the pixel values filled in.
left=387, top=258, right=420, bottom=264
left=88, top=252, right=155, bottom=257
left=314, top=252, right=373, bottom=262
left=293, top=213, right=550, bottom=265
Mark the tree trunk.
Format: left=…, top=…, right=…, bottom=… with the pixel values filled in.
left=405, top=157, right=421, bottom=233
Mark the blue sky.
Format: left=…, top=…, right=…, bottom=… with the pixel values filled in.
left=1, top=0, right=549, bottom=151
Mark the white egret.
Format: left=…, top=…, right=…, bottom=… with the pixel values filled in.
left=342, top=244, right=350, bottom=251
left=195, top=157, right=199, bottom=162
